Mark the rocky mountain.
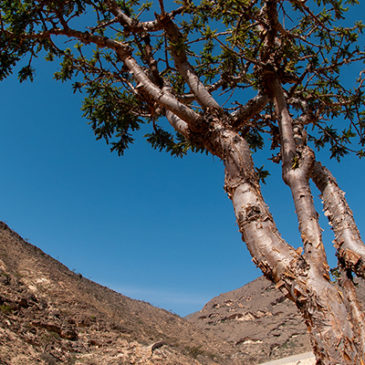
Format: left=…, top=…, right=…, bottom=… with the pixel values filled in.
left=187, top=274, right=365, bottom=364
left=187, top=276, right=311, bottom=364
left=0, top=221, right=235, bottom=365
left=1, top=221, right=364, bottom=364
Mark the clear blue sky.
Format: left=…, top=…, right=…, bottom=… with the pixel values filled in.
left=0, top=2, right=364, bottom=316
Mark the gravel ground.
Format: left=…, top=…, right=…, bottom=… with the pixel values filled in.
left=258, top=352, right=315, bottom=365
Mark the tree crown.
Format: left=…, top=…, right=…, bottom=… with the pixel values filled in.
left=1, top=0, right=364, bottom=162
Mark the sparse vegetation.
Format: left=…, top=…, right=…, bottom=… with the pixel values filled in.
left=0, top=303, right=14, bottom=314
left=185, top=345, right=204, bottom=359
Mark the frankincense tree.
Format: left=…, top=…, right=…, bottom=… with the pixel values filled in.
left=1, top=0, right=365, bottom=363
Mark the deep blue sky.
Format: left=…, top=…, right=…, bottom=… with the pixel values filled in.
left=0, top=2, right=364, bottom=316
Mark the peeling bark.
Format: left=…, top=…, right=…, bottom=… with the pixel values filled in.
left=225, top=146, right=364, bottom=363
left=26, top=5, right=365, bottom=362
left=311, top=161, right=365, bottom=279
left=206, top=119, right=304, bottom=286
left=199, top=114, right=365, bottom=364
left=270, top=77, right=328, bottom=275
left=338, top=273, right=365, bottom=357
left=164, top=108, right=365, bottom=363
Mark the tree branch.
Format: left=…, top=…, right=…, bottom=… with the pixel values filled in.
left=159, top=14, right=221, bottom=110
left=43, top=25, right=202, bottom=128
left=165, top=109, right=191, bottom=138
left=311, top=161, right=365, bottom=279
left=270, top=77, right=328, bottom=275
left=230, top=93, right=269, bottom=129
left=122, top=53, right=202, bottom=127
left=105, top=0, right=182, bottom=33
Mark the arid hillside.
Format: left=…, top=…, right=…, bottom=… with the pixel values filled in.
left=1, top=221, right=364, bottom=364
left=0, top=221, right=234, bottom=364
left=187, top=274, right=365, bottom=364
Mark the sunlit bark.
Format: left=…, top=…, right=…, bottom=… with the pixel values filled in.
left=270, top=77, right=328, bottom=274
left=204, top=116, right=365, bottom=364
left=312, top=161, right=365, bottom=278
left=2, top=0, right=365, bottom=362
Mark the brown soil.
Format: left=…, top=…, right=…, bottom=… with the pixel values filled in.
left=1, top=221, right=364, bottom=364
left=0, top=221, right=235, bottom=364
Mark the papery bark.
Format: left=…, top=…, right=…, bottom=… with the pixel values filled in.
left=311, top=161, right=365, bottom=278
left=193, top=111, right=365, bottom=364
left=4, top=1, right=365, bottom=363
left=270, top=77, right=328, bottom=274
left=47, top=11, right=365, bottom=364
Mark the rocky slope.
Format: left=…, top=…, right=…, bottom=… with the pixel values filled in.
left=187, top=277, right=311, bottom=364
left=0, top=221, right=236, bottom=365
left=1, top=221, right=364, bottom=364
left=187, top=276, right=365, bottom=364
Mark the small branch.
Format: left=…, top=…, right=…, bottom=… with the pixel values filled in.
left=158, top=0, right=166, bottom=15
left=214, top=36, right=261, bottom=66
left=40, top=24, right=202, bottom=129
left=165, top=109, right=190, bottom=138
left=270, top=77, right=297, bottom=169
left=292, top=0, right=332, bottom=33
left=88, top=17, right=119, bottom=33
left=105, top=0, right=182, bottom=33
left=230, top=93, right=269, bottom=129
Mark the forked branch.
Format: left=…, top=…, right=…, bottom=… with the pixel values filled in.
left=270, top=77, right=328, bottom=275
left=159, top=14, right=221, bottom=110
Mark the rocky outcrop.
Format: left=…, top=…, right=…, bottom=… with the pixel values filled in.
left=1, top=220, right=364, bottom=364
left=0, top=221, right=233, bottom=365
left=187, top=276, right=365, bottom=364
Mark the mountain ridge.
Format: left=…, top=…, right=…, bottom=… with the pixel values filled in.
left=1, top=221, right=364, bottom=364
left=187, top=266, right=365, bottom=363
left=0, top=221, right=235, bottom=364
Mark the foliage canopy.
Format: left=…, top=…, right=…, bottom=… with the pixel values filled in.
left=2, top=1, right=365, bottom=362
left=1, top=0, right=364, bottom=162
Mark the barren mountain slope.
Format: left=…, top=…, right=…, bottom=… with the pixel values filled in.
left=187, top=276, right=365, bottom=364
left=2, top=220, right=364, bottom=365
left=0, top=221, right=236, bottom=365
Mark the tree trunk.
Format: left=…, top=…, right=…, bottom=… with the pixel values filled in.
left=205, top=115, right=365, bottom=364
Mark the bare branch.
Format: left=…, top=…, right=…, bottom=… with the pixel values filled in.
left=270, top=77, right=328, bottom=275
left=311, top=161, right=365, bottom=279
left=105, top=0, right=182, bottom=33
left=159, top=14, right=221, bottom=110
left=37, top=25, right=202, bottom=128
left=230, top=93, right=269, bottom=129
left=165, top=110, right=190, bottom=138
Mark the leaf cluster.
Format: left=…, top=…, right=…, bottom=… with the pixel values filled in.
left=0, top=0, right=364, bottom=161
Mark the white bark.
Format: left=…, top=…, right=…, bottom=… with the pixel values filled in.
left=312, top=161, right=365, bottom=278
left=160, top=16, right=221, bottom=110
left=270, top=77, right=328, bottom=273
